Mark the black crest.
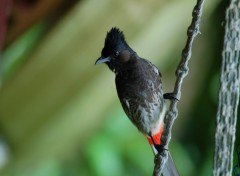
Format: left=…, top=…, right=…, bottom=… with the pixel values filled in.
left=105, top=27, right=126, bottom=48
left=102, top=27, right=131, bottom=57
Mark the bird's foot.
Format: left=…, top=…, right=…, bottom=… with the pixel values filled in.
left=163, top=92, right=179, bottom=101
left=148, top=133, right=168, bottom=154
left=154, top=144, right=168, bottom=154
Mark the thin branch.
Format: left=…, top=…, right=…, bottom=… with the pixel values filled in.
left=213, top=0, right=240, bottom=175
left=153, top=0, right=205, bottom=175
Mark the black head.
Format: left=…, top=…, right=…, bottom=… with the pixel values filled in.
left=95, top=27, right=135, bottom=73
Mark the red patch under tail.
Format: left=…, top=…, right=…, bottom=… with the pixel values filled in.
left=146, top=123, right=163, bottom=145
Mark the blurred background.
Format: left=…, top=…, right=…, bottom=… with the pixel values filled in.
left=0, top=0, right=239, bottom=175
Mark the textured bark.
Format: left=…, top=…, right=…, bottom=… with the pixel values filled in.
left=153, top=0, right=205, bottom=175
left=213, top=1, right=240, bottom=175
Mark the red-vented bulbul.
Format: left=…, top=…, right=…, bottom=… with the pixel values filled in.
left=95, top=27, right=179, bottom=176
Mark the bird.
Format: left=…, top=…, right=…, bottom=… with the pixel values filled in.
left=95, top=27, right=179, bottom=176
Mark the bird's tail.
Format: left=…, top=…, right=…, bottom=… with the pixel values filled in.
left=149, top=144, right=179, bottom=176
left=146, top=124, right=179, bottom=175
left=162, top=151, right=179, bottom=176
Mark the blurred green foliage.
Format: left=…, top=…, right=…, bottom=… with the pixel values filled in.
left=0, top=0, right=239, bottom=176
left=1, top=22, right=46, bottom=82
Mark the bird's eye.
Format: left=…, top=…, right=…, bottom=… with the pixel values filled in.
left=113, top=51, right=119, bottom=57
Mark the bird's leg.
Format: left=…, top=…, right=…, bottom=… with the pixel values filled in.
left=154, top=144, right=168, bottom=154
left=149, top=133, right=168, bottom=154
left=163, top=92, right=179, bottom=101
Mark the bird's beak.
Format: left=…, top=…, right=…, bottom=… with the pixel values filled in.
left=95, top=56, right=110, bottom=65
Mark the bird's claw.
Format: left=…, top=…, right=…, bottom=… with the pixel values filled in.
left=154, top=144, right=168, bottom=153
left=163, top=92, right=180, bottom=101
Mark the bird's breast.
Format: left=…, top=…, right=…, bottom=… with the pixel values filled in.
left=114, top=59, right=164, bottom=134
